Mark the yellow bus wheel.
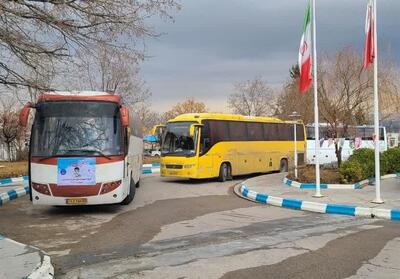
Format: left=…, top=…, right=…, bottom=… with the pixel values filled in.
left=218, top=163, right=229, bottom=182
left=279, top=159, right=288, bottom=172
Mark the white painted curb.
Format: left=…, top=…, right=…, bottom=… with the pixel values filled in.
left=233, top=179, right=400, bottom=221
left=26, top=255, right=54, bottom=279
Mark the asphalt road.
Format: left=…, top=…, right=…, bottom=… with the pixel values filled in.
left=0, top=174, right=399, bottom=279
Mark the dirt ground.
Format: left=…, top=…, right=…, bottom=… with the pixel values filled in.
left=143, top=156, right=160, bottom=164
left=287, top=165, right=342, bottom=184
left=0, top=161, right=28, bottom=179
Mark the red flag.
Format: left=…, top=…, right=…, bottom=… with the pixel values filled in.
left=363, top=0, right=374, bottom=69
left=298, top=0, right=312, bottom=93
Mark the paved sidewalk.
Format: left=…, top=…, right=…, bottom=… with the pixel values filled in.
left=244, top=173, right=400, bottom=210
left=0, top=235, right=53, bottom=279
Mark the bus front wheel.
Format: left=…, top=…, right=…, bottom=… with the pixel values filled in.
left=121, top=177, right=136, bottom=205
left=218, top=163, right=229, bottom=182
left=279, top=159, right=288, bottom=173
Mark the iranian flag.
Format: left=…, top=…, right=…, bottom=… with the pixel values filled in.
left=363, top=0, right=374, bottom=69
left=298, top=0, right=312, bottom=93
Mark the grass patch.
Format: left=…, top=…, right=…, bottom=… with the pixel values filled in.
left=0, top=161, right=28, bottom=179
left=143, top=156, right=160, bottom=164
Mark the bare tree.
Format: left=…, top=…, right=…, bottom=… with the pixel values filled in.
left=276, top=48, right=400, bottom=167
left=316, top=48, right=373, bottom=166
left=0, top=100, right=21, bottom=161
left=0, top=1, right=179, bottom=90
left=228, top=77, right=274, bottom=116
left=275, top=65, right=314, bottom=124
left=164, top=98, right=207, bottom=121
left=377, top=61, right=400, bottom=121
left=76, top=43, right=150, bottom=108
left=134, top=104, right=164, bottom=134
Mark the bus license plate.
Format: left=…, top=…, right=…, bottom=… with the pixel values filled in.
left=66, top=198, right=88, bottom=205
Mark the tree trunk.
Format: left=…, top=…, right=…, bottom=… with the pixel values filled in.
left=6, top=141, right=12, bottom=161
left=334, top=142, right=342, bottom=168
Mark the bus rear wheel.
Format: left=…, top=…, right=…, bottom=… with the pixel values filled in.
left=218, top=163, right=229, bottom=182
left=279, top=159, right=288, bottom=172
left=121, top=177, right=136, bottom=205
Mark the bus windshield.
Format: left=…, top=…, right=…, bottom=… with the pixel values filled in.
left=161, top=122, right=196, bottom=156
left=31, top=101, right=122, bottom=157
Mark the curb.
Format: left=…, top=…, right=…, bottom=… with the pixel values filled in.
left=234, top=183, right=400, bottom=221
left=283, top=173, right=400, bottom=190
left=283, top=177, right=368, bottom=190
left=0, top=235, right=54, bottom=279
left=142, top=163, right=160, bottom=174
left=0, top=175, right=29, bottom=187
left=25, top=254, right=54, bottom=279
left=0, top=186, right=30, bottom=206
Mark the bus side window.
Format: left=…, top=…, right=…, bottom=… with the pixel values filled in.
left=228, top=121, right=247, bottom=141
left=125, top=127, right=130, bottom=154
left=296, top=124, right=305, bottom=141
left=247, top=122, right=263, bottom=141
left=200, top=121, right=212, bottom=155
left=306, top=126, right=315, bottom=140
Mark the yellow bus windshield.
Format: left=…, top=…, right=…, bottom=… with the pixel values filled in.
left=161, top=121, right=197, bottom=156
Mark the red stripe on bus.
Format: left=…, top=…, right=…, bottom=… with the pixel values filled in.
left=38, top=94, right=121, bottom=103
left=49, top=183, right=102, bottom=197
left=31, top=155, right=125, bottom=165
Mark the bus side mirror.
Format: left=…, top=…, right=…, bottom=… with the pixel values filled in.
left=120, top=106, right=129, bottom=127
left=19, top=103, right=32, bottom=127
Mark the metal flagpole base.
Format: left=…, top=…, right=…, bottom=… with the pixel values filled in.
left=312, top=193, right=324, bottom=198
left=371, top=198, right=384, bottom=204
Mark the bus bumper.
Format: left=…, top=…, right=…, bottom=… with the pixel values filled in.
left=160, top=167, right=201, bottom=179
left=31, top=183, right=127, bottom=206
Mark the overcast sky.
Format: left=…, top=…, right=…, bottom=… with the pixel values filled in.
left=141, top=0, right=400, bottom=112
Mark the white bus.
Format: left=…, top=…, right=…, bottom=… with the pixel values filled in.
left=19, top=91, right=143, bottom=206
left=306, top=124, right=387, bottom=165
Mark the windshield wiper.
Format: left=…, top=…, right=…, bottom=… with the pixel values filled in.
left=63, top=148, right=112, bottom=160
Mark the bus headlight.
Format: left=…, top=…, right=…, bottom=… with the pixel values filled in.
left=32, top=182, right=51, bottom=196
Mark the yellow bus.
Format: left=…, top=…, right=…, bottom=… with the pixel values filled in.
left=160, top=113, right=306, bottom=181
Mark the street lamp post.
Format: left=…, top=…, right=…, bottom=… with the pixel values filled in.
left=289, top=112, right=301, bottom=179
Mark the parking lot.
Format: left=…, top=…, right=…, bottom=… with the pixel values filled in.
left=1, top=173, right=400, bottom=278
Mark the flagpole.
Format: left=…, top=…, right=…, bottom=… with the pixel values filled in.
left=312, top=0, right=322, bottom=198
left=372, top=0, right=383, bottom=204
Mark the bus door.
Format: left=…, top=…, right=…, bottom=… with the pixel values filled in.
left=198, top=125, right=213, bottom=177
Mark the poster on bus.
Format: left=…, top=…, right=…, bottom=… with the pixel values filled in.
left=57, top=157, right=96, bottom=186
